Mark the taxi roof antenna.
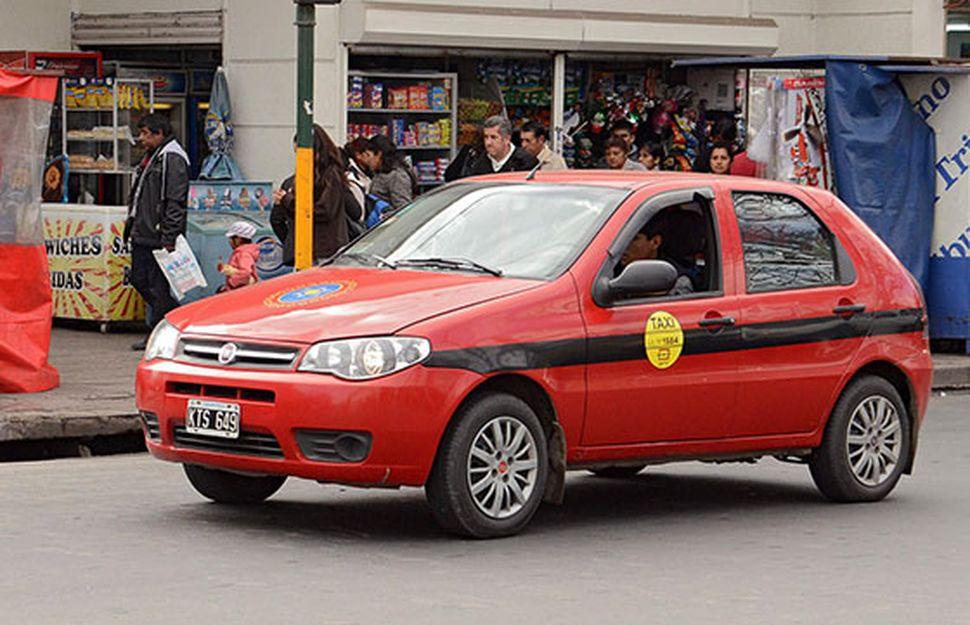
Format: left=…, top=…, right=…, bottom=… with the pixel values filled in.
left=525, top=160, right=542, bottom=181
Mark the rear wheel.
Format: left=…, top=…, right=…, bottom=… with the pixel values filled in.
left=588, top=465, right=647, bottom=478
left=809, top=376, right=910, bottom=502
left=183, top=464, right=286, bottom=504
left=426, top=393, right=548, bottom=538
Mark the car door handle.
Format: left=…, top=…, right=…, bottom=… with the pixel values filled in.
left=698, top=316, right=736, bottom=328
left=833, top=304, right=866, bottom=315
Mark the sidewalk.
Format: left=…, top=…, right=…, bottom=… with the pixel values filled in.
left=2, top=328, right=969, bottom=443
left=0, top=328, right=142, bottom=442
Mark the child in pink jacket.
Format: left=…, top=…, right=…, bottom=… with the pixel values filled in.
left=218, top=221, right=261, bottom=291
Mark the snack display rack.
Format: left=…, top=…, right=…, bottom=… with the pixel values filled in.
left=61, top=77, right=155, bottom=176
left=347, top=71, right=457, bottom=187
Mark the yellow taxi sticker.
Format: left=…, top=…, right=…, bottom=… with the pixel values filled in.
left=644, top=311, right=684, bottom=369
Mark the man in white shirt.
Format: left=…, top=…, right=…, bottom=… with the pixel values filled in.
left=467, top=116, right=539, bottom=175
left=520, top=121, right=567, bottom=171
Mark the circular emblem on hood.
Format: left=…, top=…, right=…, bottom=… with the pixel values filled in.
left=263, top=281, right=356, bottom=308
left=218, top=342, right=239, bottom=365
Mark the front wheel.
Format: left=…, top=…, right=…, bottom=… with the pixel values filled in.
left=426, top=393, right=548, bottom=538
left=183, top=464, right=286, bottom=504
left=809, top=376, right=910, bottom=503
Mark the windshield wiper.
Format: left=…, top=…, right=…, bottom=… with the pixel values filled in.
left=338, top=252, right=397, bottom=269
left=396, top=257, right=503, bottom=277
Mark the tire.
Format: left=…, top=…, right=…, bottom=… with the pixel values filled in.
left=588, top=465, right=647, bottom=479
left=426, top=393, right=548, bottom=538
left=183, top=464, right=286, bottom=504
left=809, top=376, right=911, bottom=503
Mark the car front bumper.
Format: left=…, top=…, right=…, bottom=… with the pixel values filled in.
left=136, top=358, right=480, bottom=487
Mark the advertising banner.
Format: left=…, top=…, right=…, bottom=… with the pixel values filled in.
left=901, top=73, right=970, bottom=342
left=42, top=204, right=145, bottom=323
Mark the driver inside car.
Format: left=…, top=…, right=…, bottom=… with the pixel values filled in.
left=617, top=210, right=697, bottom=296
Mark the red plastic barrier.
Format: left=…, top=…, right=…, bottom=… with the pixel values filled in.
left=0, top=244, right=59, bottom=392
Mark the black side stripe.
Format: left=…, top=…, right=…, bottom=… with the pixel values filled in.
left=423, top=308, right=924, bottom=374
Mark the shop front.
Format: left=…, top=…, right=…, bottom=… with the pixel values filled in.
left=334, top=2, right=780, bottom=184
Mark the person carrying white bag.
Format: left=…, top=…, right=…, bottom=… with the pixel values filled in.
left=124, top=113, right=190, bottom=351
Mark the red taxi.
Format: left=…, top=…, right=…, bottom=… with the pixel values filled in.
left=136, top=172, right=932, bottom=538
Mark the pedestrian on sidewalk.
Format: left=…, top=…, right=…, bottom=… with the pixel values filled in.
left=464, top=116, right=539, bottom=176
left=603, top=137, right=647, bottom=171
left=519, top=121, right=567, bottom=171
left=217, top=221, right=260, bottom=292
left=270, top=124, right=361, bottom=264
left=369, top=134, right=417, bottom=210
left=124, top=113, right=189, bottom=351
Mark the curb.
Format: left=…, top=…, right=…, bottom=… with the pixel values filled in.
left=0, top=413, right=140, bottom=443
left=932, top=366, right=970, bottom=391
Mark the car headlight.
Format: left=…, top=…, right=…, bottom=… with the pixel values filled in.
left=144, top=320, right=181, bottom=362
left=298, top=336, right=431, bottom=380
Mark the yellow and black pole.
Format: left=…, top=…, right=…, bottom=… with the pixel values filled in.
left=293, top=0, right=340, bottom=269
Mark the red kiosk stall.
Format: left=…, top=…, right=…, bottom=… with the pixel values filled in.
left=0, top=69, right=60, bottom=393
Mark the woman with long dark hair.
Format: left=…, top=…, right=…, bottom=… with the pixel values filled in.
left=369, top=134, right=417, bottom=210
left=270, top=125, right=362, bottom=264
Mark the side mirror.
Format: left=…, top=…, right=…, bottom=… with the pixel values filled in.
left=607, top=260, right=677, bottom=299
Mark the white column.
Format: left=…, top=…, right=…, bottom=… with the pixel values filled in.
left=552, top=52, right=566, bottom=153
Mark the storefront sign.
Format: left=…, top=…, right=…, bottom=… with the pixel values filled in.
left=900, top=73, right=970, bottom=339
left=42, top=204, right=145, bottom=322
left=0, top=51, right=102, bottom=78
left=188, top=181, right=273, bottom=212
left=119, top=68, right=187, bottom=95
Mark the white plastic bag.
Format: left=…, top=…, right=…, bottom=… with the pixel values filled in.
left=152, top=234, right=207, bottom=301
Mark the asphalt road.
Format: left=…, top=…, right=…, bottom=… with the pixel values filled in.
left=2, top=393, right=968, bottom=625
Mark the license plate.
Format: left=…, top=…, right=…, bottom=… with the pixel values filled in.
left=186, top=399, right=240, bottom=439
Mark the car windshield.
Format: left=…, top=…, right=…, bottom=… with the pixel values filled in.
left=332, top=183, right=628, bottom=280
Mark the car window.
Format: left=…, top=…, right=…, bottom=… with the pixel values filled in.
left=334, top=183, right=628, bottom=280
left=731, top=192, right=837, bottom=293
left=608, top=198, right=721, bottom=302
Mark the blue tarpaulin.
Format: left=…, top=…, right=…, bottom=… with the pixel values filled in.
left=825, top=61, right=936, bottom=289
left=199, top=67, right=244, bottom=181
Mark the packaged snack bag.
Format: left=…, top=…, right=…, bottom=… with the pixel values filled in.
left=437, top=119, right=452, bottom=146
left=348, top=76, right=364, bottom=109
left=365, top=82, right=383, bottom=109
left=426, top=122, right=441, bottom=146
left=408, top=85, right=429, bottom=110
left=430, top=86, right=448, bottom=111
left=388, top=87, right=408, bottom=109
left=391, top=118, right=406, bottom=144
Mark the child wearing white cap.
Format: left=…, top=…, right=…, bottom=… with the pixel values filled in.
left=217, top=220, right=260, bottom=291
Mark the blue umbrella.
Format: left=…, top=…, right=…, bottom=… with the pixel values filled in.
left=199, top=67, right=244, bottom=180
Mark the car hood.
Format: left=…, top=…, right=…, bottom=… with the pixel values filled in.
left=167, top=266, right=541, bottom=344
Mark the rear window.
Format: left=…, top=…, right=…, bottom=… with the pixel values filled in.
left=731, top=192, right=837, bottom=293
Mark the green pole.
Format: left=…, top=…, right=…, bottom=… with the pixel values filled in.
left=294, top=1, right=316, bottom=270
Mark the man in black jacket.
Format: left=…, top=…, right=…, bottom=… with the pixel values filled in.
left=464, top=116, right=538, bottom=176
left=124, top=114, right=190, bottom=350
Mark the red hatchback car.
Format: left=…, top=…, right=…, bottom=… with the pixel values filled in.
left=137, top=172, right=932, bottom=538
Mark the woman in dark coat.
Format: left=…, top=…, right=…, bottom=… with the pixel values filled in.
left=271, top=125, right=361, bottom=264
left=369, top=134, right=418, bottom=210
